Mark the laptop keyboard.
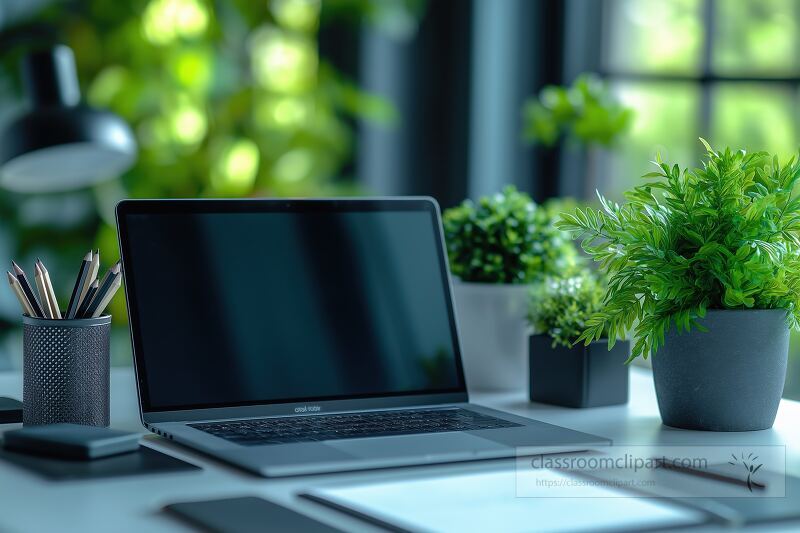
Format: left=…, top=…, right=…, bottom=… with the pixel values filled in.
left=189, top=408, right=521, bottom=446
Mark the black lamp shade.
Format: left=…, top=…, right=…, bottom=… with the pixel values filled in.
left=0, top=45, right=137, bottom=193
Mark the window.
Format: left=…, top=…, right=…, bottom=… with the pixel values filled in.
left=599, top=0, right=800, bottom=399
left=600, top=0, right=800, bottom=200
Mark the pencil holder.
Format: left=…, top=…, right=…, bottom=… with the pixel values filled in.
left=22, top=314, right=111, bottom=427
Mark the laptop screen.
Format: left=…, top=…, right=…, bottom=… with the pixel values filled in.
left=118, top=200, right=465, bottom=412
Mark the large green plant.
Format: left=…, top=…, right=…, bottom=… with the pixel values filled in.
left=529, top=270, right=607, bottom=349
left=558, top=140, right=800, bottom=361
left=522, top=74, right=632, bottom=148
left=443, top=186, right=579, bottom=284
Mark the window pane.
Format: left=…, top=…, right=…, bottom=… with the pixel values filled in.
left=604, top=0, right=704, bottom=75
left=713, top=0, right=800, bottom=76
left=710, top=84, right=798, bottom=158
left=598, top=82, right=699, bottom=200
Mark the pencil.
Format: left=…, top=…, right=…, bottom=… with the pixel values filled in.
left=77, top=250, right=99, bottom=311
left=11, top=262, right=44, bottom=318
left=37, top=259, right=61, bottom=319
left=7, top=271, right=35, bottom=316
left=66, top=251, right=93, bottom=319
left=84, top=262, right=121, bottom=318
left=34, top=263, right=55, bottom=318
left=76, top=279, right=99, bottom=318
left=89, top=275, right=121, bottom=318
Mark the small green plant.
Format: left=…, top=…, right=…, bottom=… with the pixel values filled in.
left=558, top=140, right=800, bottom=361
left=529, top=270, right=608, bottom=349
left=443, top=186, right=580, bottom=284
left=523, top=73, right=633, bottom=148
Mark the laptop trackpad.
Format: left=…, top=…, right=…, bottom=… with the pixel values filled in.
left=327, top=433, right=504, bottom=460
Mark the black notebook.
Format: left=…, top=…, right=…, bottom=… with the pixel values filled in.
left=0, top=444, right=200, bottom=481
left=165, top=497, right=343, bottom=533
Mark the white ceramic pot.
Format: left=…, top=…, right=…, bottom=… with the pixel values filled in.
left=451, top=281, right=532, bottom=392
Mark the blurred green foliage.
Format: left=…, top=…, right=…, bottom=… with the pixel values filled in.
left=529, top=270, right=608, bottom=349
left=79, top=0, right=400, bottom=203
left=0, top=0, right=420, bottom=365
left=713, top=0, right=800, bottom=75
left=442, top=186, right=581, bottom=285
left=606, top=0, right=704, bottom=75
left=522, top=74, right=633, bottom=148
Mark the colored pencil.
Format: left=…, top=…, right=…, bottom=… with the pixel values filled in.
left=77, top=250, right=100, bottom=311
left=7, top=271, right=35, bottom=316
left=37, top=259, right=61, bottom=319
left=83, top=262, right=121, bottom=318
left=11, top=262, right=44, bottom=318
left=88, top=274, right=121, bottom=318
left=65, top=251, right=93, bottom=319
left=34, top=263, right=55, bottom=318
left=76, top=279, right=99, bottom=318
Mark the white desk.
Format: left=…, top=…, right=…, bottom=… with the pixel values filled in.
left=0, top=367, right=798, bottom=533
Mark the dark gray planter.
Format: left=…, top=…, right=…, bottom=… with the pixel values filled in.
left=529, top=335, right=630, bottom=408
left=652, top=309, right=789, bottom=432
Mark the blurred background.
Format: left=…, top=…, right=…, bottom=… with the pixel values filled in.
left=0, top=0, right=799, bottom=397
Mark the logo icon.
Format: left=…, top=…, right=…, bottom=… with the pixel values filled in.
left=728, top=452, right=764, bottom=492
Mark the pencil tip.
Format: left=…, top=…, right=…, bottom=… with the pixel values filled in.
left=111, top=262, right=121, bottom=274
left=6, top=271, right=14, bottom=283
left=84, top=251, right=93, bottom=261
left=11, top=262, right=23, bottom=275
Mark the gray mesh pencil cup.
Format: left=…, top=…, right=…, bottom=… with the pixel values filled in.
left=22, top=314, right=111, bottom=426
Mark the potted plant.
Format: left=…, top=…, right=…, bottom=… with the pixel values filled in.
left=443, top=186, right=580, bottom=391
left=522, top=73, right=632, bottom=198
left=528, top=271, right=629, bottom=407
left=558, top=140, right=800, bottom=431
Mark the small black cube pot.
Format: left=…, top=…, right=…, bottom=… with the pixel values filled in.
left=529, top=335, right=629, bottom=408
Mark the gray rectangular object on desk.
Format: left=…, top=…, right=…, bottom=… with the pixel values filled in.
left=0, top=444, right=200, bottom=481
left=3, top=423, right=140, bottom=459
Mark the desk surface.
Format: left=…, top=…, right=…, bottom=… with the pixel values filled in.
left=0, top=367, right=798, bottom=533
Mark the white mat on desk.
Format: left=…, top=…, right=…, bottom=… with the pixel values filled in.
left=303, top=469, right=706, bottom=533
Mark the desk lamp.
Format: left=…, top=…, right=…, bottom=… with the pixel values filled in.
left=0, top=45, right=137, bottom=193
left=0, top=45, right=137, bottom=423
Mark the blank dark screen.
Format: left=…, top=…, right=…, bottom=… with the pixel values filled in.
left=124, top=209, right=462, bottom=410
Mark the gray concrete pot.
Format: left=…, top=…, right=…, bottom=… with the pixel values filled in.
left=451, top=281, right=531, bottom=392
left=652, top=309, right=789, bottom=432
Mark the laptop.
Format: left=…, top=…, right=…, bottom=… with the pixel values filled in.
left=116, top=198, right=608, bottom=477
